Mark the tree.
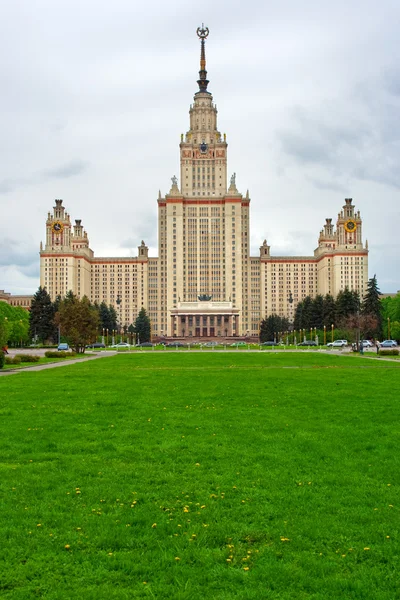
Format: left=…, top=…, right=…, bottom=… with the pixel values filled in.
left=0, top=316, right=8, bottom=368
left=346, top=313, right=378, bottom=348
left=322, top=294, right=336, bottom=327
left=134, top=308, right=151, bottom=343
left=294, top=296, right=314, bottom=329
left=56, top=293, right=100, bottom=353
left=260, top=315, right=289, bottom=342
left=362, top=275, right=382, bottom=338
left=29, top=287, right=55, bottom=344
left=336, top=288, right=360, bottom=326
left=311, top=295, right=324, bottom=329
left=109, top=306, right=118, bottom=331
left=128, top=323, right=135, bottom=344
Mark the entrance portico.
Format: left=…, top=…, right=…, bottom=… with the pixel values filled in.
left=170, top=301, right=239, bottom=339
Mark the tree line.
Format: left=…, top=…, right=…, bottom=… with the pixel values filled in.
left=28, top=287, right=151, bottom=353
left=260, top=276, right=384, bottom=342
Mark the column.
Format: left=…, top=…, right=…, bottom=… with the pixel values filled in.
left=228, top=315, right=233, bottom=336
left=207, top=315, right=210, bottom=337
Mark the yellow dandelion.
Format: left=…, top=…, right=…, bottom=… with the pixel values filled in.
left=226, top=558, right=231, bottom=562
left=364, top=547, right=370, bottom=551
left=201, top=505, right=206, bottom=509
left=37, top=524, right=42, bottom=527
left=65, top=544, right=71, bottom=550
left=243, top=566, right=249, bottom=571
left=151, top=523, right=157, bottom=528
left=175, top=557, right=180, bottom=561
left=386, top=536, right=390, bottom=539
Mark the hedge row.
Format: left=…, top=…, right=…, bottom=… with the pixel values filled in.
left=14, top=354, right=41, bottom=363
left=45, top=350, right=76, bottom=358
left=378, top=348, right=399, bottom=356
left=5, top=356, right=22, bottom=365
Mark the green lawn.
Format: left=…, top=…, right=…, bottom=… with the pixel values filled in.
left=0, top=353, right=399, bottom=599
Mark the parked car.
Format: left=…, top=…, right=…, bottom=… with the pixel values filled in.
left=136, top=342, right=153, bottom=347
left=86, top=342, right=106, bottom=349
left=231, top=342, right=247, bottom=347
left=327, top=340, right=348, bottom=348
left=261, top=341, right=278, bottom=346
left=380, top=340, right=398, bottom=348
left=360, top=340, right=373, bottom=348
left=298, top=340, right=317, bottom=346
left=201, top=341, right=219, bottom=347
left=111, top=342, right=131, bottom=348
left=166, top=342, right=186, bottom=347
left=57, top=343, right=69, bottom=351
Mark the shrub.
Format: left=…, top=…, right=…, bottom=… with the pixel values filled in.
left=5, top=356, right=22, bottom=365
left=0, top=352, right=4, bottom=369
left=15, top=354, right=41, bottom=363
left=45, top=350, right=76, bottom=358
left=378, top=348, right=399, bottom=356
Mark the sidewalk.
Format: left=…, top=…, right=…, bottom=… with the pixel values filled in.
left=0, top=351, right=116, bottom=377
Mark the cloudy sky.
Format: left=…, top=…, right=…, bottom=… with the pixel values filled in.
left=1, top=0, right=400, bottom=295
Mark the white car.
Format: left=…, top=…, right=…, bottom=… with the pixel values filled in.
left=360, top=340, right=373, bottom=348
left=111, top=342, right=131, bottom=348
left=327, top=339, right=348, bottom=348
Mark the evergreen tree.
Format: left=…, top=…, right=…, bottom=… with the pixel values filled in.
left=362, top=275, right=382, bottom=337
left=336, top=288, right=360, bottom=325
left=311, top=295, right=324, bottom=329
left=260, top=315, right=289, bottom=342
left=99, top=302, right=112, bottom=331
left=29, top=287, right=56, bottom=344
left=322, top=294, right=336, bottom=327
left=134, top=308, right=151, bottom=343
left=109, top=306, right=118, bottom=331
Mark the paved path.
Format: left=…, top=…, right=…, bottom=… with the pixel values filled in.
left=0, top=351, right=116, bottom=377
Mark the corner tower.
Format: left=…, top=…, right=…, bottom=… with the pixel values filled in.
left=179, top=25, right=228, bottom=197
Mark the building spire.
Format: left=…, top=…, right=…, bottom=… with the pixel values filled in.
left=196, top=24, right=210, bottom=93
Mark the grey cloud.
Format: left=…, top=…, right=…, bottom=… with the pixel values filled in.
left=309, top=177, right=347, bottom=193
left=44, top=160, right=89, bottom=180
left=278, top=93, right=400, bottom=189
left=0, top=238, right=39, bottom=268
left=0, top=160, right=89, bottom=194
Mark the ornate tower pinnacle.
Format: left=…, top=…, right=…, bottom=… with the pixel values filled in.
left=196, top=24, right=210, bottom=93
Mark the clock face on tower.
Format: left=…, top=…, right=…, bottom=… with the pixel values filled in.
left=52, top=221, right=64, bottom=233
left=344, top=219, right=357, bottom=233
left=199, top=142, right=208, bottom=153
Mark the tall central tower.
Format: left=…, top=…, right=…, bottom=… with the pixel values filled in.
left=157, top=26, right=251, bottom=337
left=180, top=25, right=228, bottom=197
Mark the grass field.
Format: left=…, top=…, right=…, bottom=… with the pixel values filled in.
left=1, top=353, right=399, bottom=599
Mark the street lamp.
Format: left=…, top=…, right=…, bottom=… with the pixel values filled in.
left=324, top=325, right=326, bottom=346
left=331, top=323, right=334, bottom=343
left=116, top=294, right=122, bottom=342
left=388, top=317, right=391, bottom=339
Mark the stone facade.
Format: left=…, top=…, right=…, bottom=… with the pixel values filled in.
left=0, top=289, right=32, bottom=310
left=39, top=27, right=368, bottom=339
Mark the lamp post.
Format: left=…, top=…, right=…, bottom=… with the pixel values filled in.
left=331, top=323, right=334, bottom=343
left=388, top=317, right=391, bottom=339
left=324, top=325, right=326, bottom=346
left=102, top=328, right=105, bottom=345
left=116, top=294, right=122, bottom=342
